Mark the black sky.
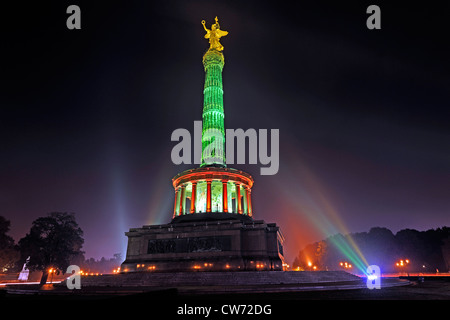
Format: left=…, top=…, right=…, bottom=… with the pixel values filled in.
left=1, top=0, right=449, bottom=262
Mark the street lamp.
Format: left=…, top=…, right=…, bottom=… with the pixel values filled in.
left=395, top=258, right=410, bottom=275
left=339, top=261, right=353, bottom=270
left=48, top=267, right=55, bottom=284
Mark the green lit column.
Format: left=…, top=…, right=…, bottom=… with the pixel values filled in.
left=201, top=49, right=226, bottom=167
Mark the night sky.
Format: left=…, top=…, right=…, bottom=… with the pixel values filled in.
left=1, top=1, right=449, bottom=263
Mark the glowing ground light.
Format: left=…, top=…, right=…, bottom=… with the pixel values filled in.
left=367, top=274, right=378, bottom=281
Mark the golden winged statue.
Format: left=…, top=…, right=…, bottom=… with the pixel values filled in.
left=201, top=16, right=228, bottom=51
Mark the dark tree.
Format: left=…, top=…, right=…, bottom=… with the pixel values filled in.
left=365, top=227, right=399, bottom=269
left=18, top=212, right=84, bottom=284
left=0, top=216, right=20, bottom=272
left=294, top=226, right=449, bottom=274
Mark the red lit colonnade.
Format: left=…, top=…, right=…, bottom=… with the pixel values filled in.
left=172, top=167, right=253, bottom=218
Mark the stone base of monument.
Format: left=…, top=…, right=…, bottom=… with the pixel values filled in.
left=5, top=271, right=410, bottom=297
left=77, top=270, right=379, bottom=295
left=121, top=217, right=286, bottom=273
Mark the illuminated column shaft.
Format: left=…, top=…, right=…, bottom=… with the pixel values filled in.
left=190, top=182, right=197, bottom=213
left=179, top=185, right=186, bottom=215
left=222, top=180, right=228, bottom=212
left=201, top=50, right=226, bottom=167
left=242, top=186, right=248, bottom=214
left=206, top=180, right=212, bottom=212
left=247, top=188, right=252, bottom=216
left=236, top=183, right=242, bottom=214
left=227, top=183, right=232, bottom=213
left=173, top=188, right=179, bottom=218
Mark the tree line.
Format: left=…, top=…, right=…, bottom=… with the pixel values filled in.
left=0, top=213, right=121, bottom=284
left=292, top=226, right=450, bottom=274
